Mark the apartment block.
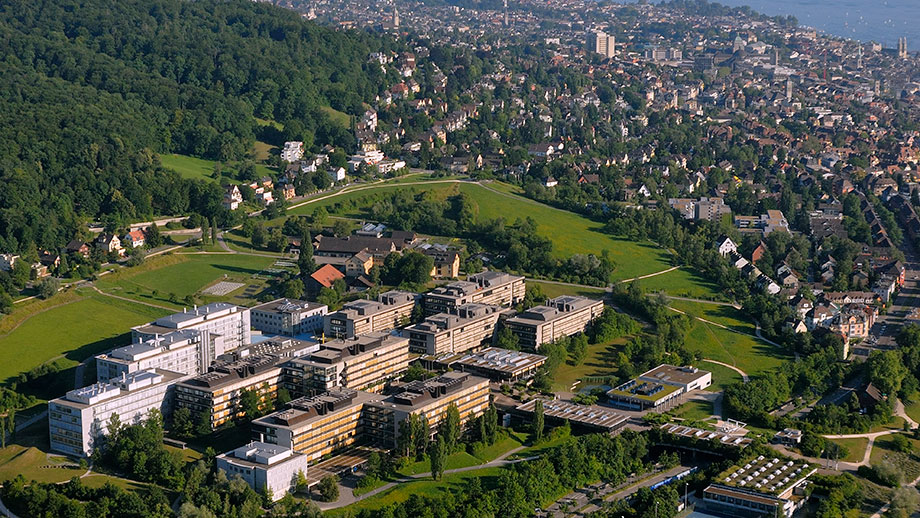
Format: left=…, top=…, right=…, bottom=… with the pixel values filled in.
left=216, top=442, right=309, bottom=501
left=176, top=353, right=295, bottom=430
left=504, top=295, right=604, bottom=350
left=133, top=302, right=251, bottom=350
left=49, top=369, right=184, bottom=457
left=251, top=389, right=382, bottom=462
left=323, top=291, right=417, bottom=338
left=95, top=329, right=228, bottom=382
left=363, top=372, right=490, bottom=448
left=250, top=298, right=328, bottom=337
left=403, top=303, right=501, bottom=355
left=281, top=331, right=410, bottom=395
left=422, top=271, right=525, bottom=316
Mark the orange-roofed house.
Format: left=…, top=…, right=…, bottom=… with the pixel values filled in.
left=308, top=264, right=346, bottom=295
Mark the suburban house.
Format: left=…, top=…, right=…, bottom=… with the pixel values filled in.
left=96, top=233, right=125, bottom=257
left=224, top=185, right=243, bottom=210
left=123, top=229, right=146, bottom=249
left=66, top=240, right=91, bottom=258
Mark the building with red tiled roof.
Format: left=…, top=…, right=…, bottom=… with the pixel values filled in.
left=308, top=264, right=345, bottom=295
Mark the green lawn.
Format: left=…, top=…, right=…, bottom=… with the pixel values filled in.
left=397, top=451, right=483, bottom=476
left=0, top=291, right=168, bottom=390
left=868, top=434, right=920, bottom=483
left=638, top=268, right=727, bottom=301
left=320, top=106, right=351, bottom=128
left=325, top=467, right=504, bottom=517
left=0, top=445, right=84, bottom=484
left=698, top=360, right=744, bottom=392
left=472, top=432, right=527, bottom=462
left=668, top=300, right=754, bottom=335
left=670, top=399, right=714, bottom=422
left=527, top=281, right=606, bottom=301
left=684, top=319, right=789, bottom=378
left=96, top=253, right=280, bottom=309
left=159, top=153, right=220, bottom=182
left=552, top=337, right=629, bottom=391
left=827, top=437, right=869, bottom=463
left=160, top=153, right=277, bottom=184
left=903, top=399, right=920, bottom=425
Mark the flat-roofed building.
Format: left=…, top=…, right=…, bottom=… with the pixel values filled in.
left=659, top=423, right=753, bottom=448
left=281, top=332, right=410, bottom=395
left=422, top=271, right=525, bottom=316
left=251, top=389, right=382, bottom=462
left=403, top=303, right=501, bottom=355
left=607, top=365, right=711, bottom=411
left=363, top=372, right=490, bottom=448
left=49, top=369, right=184, bottom=457
left=323, top=291, right=417, bottom=338
left=216, top=441, right=309, bottom=501
left=133, top=303, right=251, bottom=350
left=702, top=456, right=817, bottom=518
left=176, top=346, right=314, bottom=429
left=419, top=347, right=546, bottom=382
left=95, top=329, right=227, bottom=382
left=251, top=299, right=328, bottom=336
left=639, top=364, right=711, bottom=392
left=504, top=295, right=604, bottom=350
left=512, top=399, right=628, bottom=435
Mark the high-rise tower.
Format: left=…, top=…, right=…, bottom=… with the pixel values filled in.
left=587, top=31, right=615, bottom=59
left=898, top=37, right=908, bottom=59
left=393, top=7, right=399, bottom=29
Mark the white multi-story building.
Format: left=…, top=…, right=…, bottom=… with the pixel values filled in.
left=588, top=31, right=615, bottom=59
left=49, top=369, right=184, bottom=457
left=250, top=299, right=328, bottom=337
left=95, top=329, right=229, bottom=382
left=216, top=442, right=309, bottom=501
left=132, top=303, right=251, bottom=351
left=281, top=141, right=304, bottom=163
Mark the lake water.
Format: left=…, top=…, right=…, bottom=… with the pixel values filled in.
left=647, top=0, right=920, bottom=51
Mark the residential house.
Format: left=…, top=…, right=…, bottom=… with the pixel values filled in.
left=123, top=229, right=146, bottom=249
left=96, top=233, right=124, bottom=257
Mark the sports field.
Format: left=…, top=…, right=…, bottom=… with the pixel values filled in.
left=95, top=253, right=281, bottom=309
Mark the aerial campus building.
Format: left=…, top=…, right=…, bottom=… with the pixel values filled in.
left=95, top=329, right=229, bottom=382
left=252, top=372, right=490, bottom=461
left=323, top=290, right=417, bottom=338
left=403, top=303, right=502, bottom=355
left=422, top=271, right=525, bottom=316
left=280, top=331, right=411, bottom=395
left=216, top=441, right=310, bottom=501
left=504, top=295, right=604, bottom=350
left=607, top=364, right=711, bottom=411
left=49, top=369, right=185, bottom=457
left=175, top=339, right=316, bottom=430
left=418, top=347, right=547, bottom=382
left=132, top=302, right=252, bottom=350
left=702, top=455, right=817, bottom=518
left=250, top=298, right=328, bottom=336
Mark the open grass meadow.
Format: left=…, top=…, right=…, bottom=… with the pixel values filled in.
left=0, top=289, right=168, bottom=393
left=698, top=360, right=744, bottom=392
left=325, top=467, right=505, bottom=517
left=826, top=437, right=869, bottom=464
left=95, top=253, right=281, bottom=309
left=527, top=280, right=607, bottom=300
left=637, top=267, right=726, bottom=301
left=684, top=319, right=789, bottom=378
left=667, top=300, right=753, bottom=335
left=552, top=337, right=629, bottom=391
left=868, top=434, right=920, bottom=482
left=159, top=153, right=277, bottom=183
left=319, top=106, right=351, bottom=128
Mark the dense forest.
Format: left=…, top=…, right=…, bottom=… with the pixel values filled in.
left=0, top=0, right=396, bottom=254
